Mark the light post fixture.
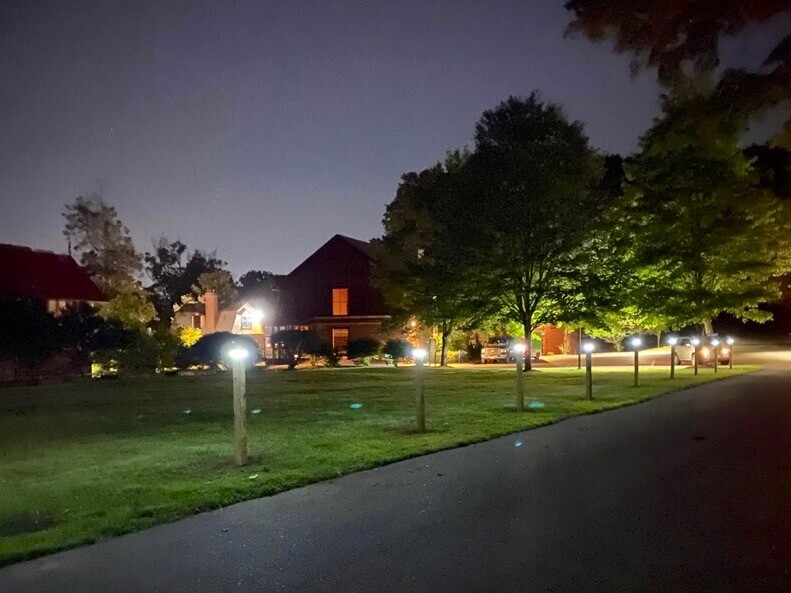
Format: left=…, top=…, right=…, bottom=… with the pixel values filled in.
left=691, top=337, right=701, bottom=376
left=583, top=341, right=595, bottom=399
left=413, top=348, right=427, bottom=433
left=513, top=342, right=527, bottom=412
left=228, top=347, right=249, bottom=466
left=726, top=337, right=734, bottom=369
left=710, top=338, right=720, bottom=374
left=667, top=336, right=677, bottom=379
left=631, top=336, right=642, bottom=387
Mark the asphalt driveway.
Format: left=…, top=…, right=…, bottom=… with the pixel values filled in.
left=2, top=369, right=789, bottom=592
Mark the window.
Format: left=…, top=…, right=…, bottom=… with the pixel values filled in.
left=332, top=328, right=350, bottom=353
left=240, top=313, right=252, bottom=330
left=332, top=288, right=348, bottom=316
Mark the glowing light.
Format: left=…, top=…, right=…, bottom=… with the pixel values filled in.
left=413, top=348, right=427, bottom=360
left=249, top=309, right=264, bottom=323
left=667, top=336, right=678, bottom=346
left=726, top=337, right=735, bottom=345
left=630, top=337, right=642, bottom=349
left=582, top=342, right=595, bottom=353
left=710, top=338, right=720, bottom=347
left=228, top=347, right=248, bottom=360
left=691, top=338, right=701, bottom=347
left=513, top=343, right=527, bottom=354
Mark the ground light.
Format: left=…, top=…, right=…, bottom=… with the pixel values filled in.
left=413, top=348, right=427, bottom=433
left=631, top=336, right=642, bottom=387
left=710, top=338, right=720, bottom=374
left=691, top=337, right=701, bottom=376
left=727, top=336, right=735, bottom=369
left=513, top=342, right=527, bottom=412
left=667, top=336, right=678, bottom=379
left=583, top=341, right=595, bottom=399
left=228, top=347, right=249, bottom=466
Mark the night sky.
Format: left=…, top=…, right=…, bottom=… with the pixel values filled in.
left=2, top=1, right=788, bottom=275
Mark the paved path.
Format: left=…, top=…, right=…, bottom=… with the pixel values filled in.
left=2, top=370, right=790, bottom=592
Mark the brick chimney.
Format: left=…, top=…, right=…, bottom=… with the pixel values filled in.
left=204, top=291, right=219, bottom=334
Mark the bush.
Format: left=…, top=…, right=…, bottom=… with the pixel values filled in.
left=347, top=338, right=380, bottom=364
left=382, top=339, right=412, bottom=367
left=190, top=332, right=260, bottom=368
left=270, top=330, right=321, bottom=369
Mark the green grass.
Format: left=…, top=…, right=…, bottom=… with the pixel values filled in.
left=0, top=364, right=756, bottom=564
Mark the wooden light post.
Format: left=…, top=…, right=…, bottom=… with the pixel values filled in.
left=413, top=348, right=427, bottom=433
left=228, top=347, right=249, bottom=466
left=577, top=327, right=582, bottom=370
left=667, top=336, right=677, bottom=379
left=513, top=342, right=526, bottom=412
left=631, top=336, right=642, bottom=387
left=583, top=341, right=595, bottom=400
left=727, top=337, right=734, bottom=369
left=692, top=337, right=700, bottom=376
left=711, top=338, right=720, bottom=374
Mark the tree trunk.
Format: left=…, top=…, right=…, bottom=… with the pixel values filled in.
left=703, top=320, right=714, bottom=335
left=522, top=314, right=533, bottom=371
left=440, top=325, right=450, bottom=366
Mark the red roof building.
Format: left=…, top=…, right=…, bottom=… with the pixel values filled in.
left=0, top=244, right=105, bottom=313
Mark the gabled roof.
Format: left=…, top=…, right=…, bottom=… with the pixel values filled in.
left=0, top=244, right=106, bottom=302
left=286, top=234, right=376, bottom=277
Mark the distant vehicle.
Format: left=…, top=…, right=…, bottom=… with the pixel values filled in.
left=674, top=336, right=731, bottom=365
left=481, top=335, right=542, bottom=363
left=481, top=341, right=513, bottom=364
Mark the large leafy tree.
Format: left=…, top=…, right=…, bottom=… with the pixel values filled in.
left=144, top=238, right=225, bottom=324
left=625, top=92, right=791, bottom=332
left=565, top=0, right=791, bottom=136
left=63, top=193, right=142, bottom=295
left=194, top=269, right=238, bottom=307
left=444, top=94, right=605, bottom=368
left=376, top=151, right=493, bottom=365
left=63, top=193, right=156, bottom=327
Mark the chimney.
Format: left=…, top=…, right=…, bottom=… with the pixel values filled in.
left=204, top=292, right=219, bottom=334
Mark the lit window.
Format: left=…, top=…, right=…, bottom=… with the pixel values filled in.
left=240, top=313, right=252, bottom=330
left=332, top=328, right=349, bottom=352
left=332, top=288, right=348, bottom=316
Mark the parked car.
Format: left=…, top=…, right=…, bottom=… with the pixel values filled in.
left=481, top=335, right=542, bottom=363
left=674, top=336, right=731, bottom=365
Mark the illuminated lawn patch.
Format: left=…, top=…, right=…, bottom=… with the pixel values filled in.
left=0, top=365, right=756, bottom=564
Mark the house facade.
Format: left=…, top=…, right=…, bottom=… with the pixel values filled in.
left=0, top=243, right=105, bottom=312
left=172, top=294, right=267, bottom=349
left=277, top=235, right=391, bottom=353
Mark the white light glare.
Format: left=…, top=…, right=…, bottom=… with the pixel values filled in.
left=667, top=336, right=677, bottom=346
left=228, top=347, right=249, bottom=361
left=726, top=337, right=735, bottom=345
left=630, top=337, right=642, bottom=348
left=582, top=342, right=595, bottom=353
left=413, top=348, right=427, bottom=360
left=513, top=343, right=526, bottom=354
left=691, top=338, right=701, bottom=347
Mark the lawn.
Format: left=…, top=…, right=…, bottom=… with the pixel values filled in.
left=0, top=364, right=755, bottom=564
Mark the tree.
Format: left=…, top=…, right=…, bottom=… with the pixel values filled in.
left=376, top=150, right=493, bottom=366
left=63, top=193, right=142, bottom=296
left=624, top=93, right=791, bottom=332
left=194, top=269, right=238, bottom=306
left=98, top=289, right=157, bottom=329
left=443, top=94, right=605, bottom=369
left=565, top=1, right=791, bottom=135
left=144, top=238, right=225, bottom=324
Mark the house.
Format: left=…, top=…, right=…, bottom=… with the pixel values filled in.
left=172, top=294, right=267, bottom=349
left=277, top=235, right=391, bottom=353
left=0, top=243, right=105, bottom=313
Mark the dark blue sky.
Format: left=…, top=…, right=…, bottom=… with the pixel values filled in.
left=1, top=1, right=788, bottom=275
